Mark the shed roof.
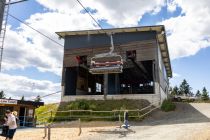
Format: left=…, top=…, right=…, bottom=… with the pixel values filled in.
left=56, top=25, right=172, bottom=78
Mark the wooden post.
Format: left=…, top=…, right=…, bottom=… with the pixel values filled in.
left=48, top=124, right=51, bottom=140
left=104, top=74, right=108, bottom=100
left=50, top=111, right=53, bottom=122
left=34, top=115, right=37, bottom=127
left=78, top=118, right=82, bottom=136
left=119, top=114, right=121, bottom=128
left=69, top=110, right=71, bottom=121
left=43, top=123, right=47, bottom=139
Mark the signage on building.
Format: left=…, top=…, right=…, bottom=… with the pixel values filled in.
left=0, top=99, right=17, bottom=104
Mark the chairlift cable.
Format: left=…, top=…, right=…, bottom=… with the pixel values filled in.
left=8, top=14, right=64, bottom=47
left=75, top=0, right=106, bottom=33
left=32, top=90, right=61, bottom=101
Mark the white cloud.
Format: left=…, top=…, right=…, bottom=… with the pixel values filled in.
left=166, top=0, right=178, bottom=12
left=2, top=11, right=97, bottom=75
left=0, top=73, right=60, bottom=103
left=161, top=0, right=210, bottom=59
left=36, top=0, right=165, bottom=27
left=173, top=72, right=181, bottom=78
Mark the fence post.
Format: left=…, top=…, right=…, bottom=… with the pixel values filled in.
left=34, top=115, right=37, bottom=127
left=119, top=114, right=121, bottom=128
left=78, top=118, right=82, bottom=136
left=48, top=124, right=51, bottom=140
left=43, top=123, right=47, bottom=139
left=69, top=110, right=71, bottom=119
left=50, top=111, right=53, bottom=122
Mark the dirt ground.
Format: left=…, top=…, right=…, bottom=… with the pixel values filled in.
left=1, top=103, right=210, bottom=140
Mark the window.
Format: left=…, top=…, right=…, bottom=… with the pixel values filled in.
left=96, top=83, right=102, bottom=92
left=88, top=88, right=92, bottom=93
left=76, top=55, right=87, bottom=65
left=126, top=50, right=136, bottom=60
left=121, top=84, right=126, bottom=87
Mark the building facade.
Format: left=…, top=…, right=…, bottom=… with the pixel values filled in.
left=56, top=25, right=172, bottom=106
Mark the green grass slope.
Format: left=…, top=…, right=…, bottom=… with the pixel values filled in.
left=36, top=99, right=150, bottom=123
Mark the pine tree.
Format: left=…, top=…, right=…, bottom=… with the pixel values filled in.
left=179, top=79, right=192, bottom=96
left=201, top=87, right=209, bottom=101
left=21, top=96, right=25, bottom=101
left=35, top=95, right=42, bottom=102
left=0, top=91, right=5, bottom=99
left=195, top=90, right=201, bottom=98
left=171, top=86, right=179, bottom=95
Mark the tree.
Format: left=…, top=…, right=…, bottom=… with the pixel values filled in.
left=169, top=87, right=173, bottom=93
left=195, top=90, right=201, bottom=98
left=0, top=91, right=5, bottom=99
left=35, top=95, right=42, bottom=102
left=171, top=86, right=179, bottom=95
left=201, top=87, right=209, bottom=101
left=179, top=79, right=192, bottom=96
left=21, top=96, right=25, bottom=101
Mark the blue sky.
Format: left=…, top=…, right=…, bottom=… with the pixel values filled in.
left=1, top=0, right=210, bottom=102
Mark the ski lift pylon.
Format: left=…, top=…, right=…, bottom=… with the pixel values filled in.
left=89, top=33, right=123, bottom=74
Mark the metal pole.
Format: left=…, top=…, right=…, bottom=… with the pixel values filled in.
left=0, top=0, right=10, bottom=72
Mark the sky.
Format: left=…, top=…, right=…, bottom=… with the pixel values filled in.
left=0, top=0, right=210, bottom=103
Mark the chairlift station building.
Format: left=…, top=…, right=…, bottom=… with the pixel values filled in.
left=56, top=25, right=172, bottom=105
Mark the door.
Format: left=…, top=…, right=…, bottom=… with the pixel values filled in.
left=19, top=107, right=26, bottom=127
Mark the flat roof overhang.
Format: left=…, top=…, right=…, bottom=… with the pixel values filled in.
left=56, top=25, right=172, bottom=78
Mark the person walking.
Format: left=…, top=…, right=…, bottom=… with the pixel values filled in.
left=12, top=111, right=19, bottom=127
left=5, top=110, right=17, bottom=140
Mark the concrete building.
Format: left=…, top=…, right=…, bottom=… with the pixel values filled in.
left=56, top=25, right=172, bottom=106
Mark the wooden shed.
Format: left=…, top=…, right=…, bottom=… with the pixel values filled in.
left=0, top=99, right=44, bottom=127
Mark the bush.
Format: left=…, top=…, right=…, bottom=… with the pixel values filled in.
left=68, top=100, right=90, bottom=110
left=161, top=99, right=176, bottom=112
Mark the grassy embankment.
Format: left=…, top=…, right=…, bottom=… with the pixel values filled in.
left=36, top=99, right=150, bottom=123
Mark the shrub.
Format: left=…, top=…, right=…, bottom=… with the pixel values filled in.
left=161, top=99, right=176, bottom=112
left=68, top=100, right=90, bottom=110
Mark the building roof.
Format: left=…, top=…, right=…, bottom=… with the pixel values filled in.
left=56, top=25, right=172, bottom=78
left=0, top=98, right=44, bottom=107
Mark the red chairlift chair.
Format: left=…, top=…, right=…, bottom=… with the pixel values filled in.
left=89, top=33, right=123, bottom=74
